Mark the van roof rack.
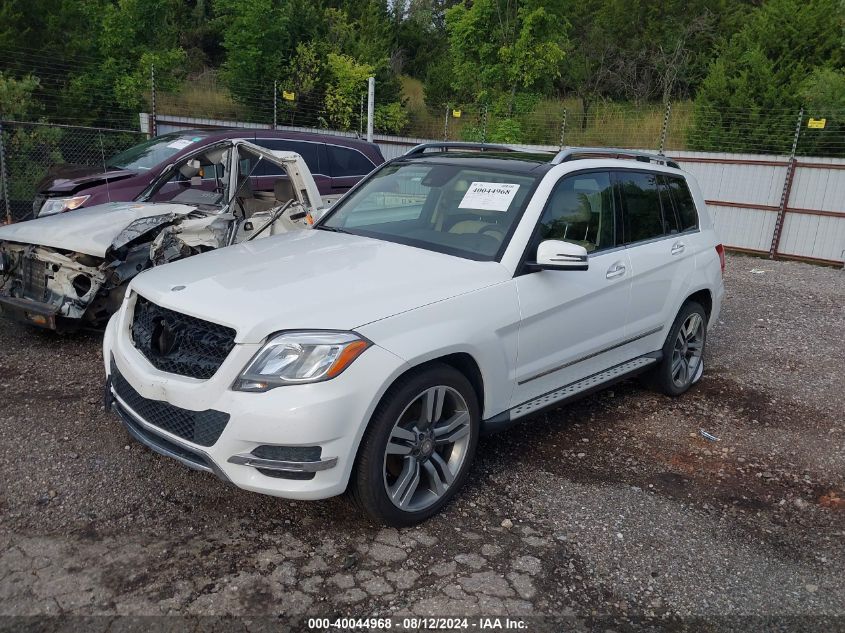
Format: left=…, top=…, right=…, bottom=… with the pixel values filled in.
left=551, top=147, right=680, bottom=169
left=404, top=142, right=518, bottom=156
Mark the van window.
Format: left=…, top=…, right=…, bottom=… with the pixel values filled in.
left=327, top=146, right=375, bottom=177
left=537, top=172, right=616, bottom=252
left=619, top=171, right=666, bottom=243
left=665, top=176, right=699, bottom=232
left=252, top=139, right=321, bottom=175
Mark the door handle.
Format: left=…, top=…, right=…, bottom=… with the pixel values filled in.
left=671, top=242, right=686, bottom=255
left=606, top=262, right=626, bottom=279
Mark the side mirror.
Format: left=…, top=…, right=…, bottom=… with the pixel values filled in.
left=532, top=239, right=589, bottom=271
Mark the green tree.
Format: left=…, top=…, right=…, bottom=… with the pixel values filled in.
left=323, top=53, right=375, bottom=130
left=688, top=0, right=844, bottom=153
left=444, top=0, right=568, bottom=109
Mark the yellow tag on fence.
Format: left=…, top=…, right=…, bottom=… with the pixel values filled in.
left=452, top=109, right=462, bottom=118
left=282, top=90, right=296, bottom=101
left=807, top=118, right=826, bottom=129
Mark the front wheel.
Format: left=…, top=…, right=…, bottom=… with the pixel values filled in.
left=646, top=300, right=707, bottom=396
left=350, top=364, right=480, bottom=526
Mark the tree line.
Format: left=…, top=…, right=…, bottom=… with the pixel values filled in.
left=0, top=0, right=843, bottom=152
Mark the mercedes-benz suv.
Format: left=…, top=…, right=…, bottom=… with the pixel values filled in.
left=103, top=144, right=725, bottom=526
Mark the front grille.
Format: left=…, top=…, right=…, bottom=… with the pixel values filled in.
left=21, top=255, right=48, bottom=302
left=117, top=402, right=212, bottom=470
left=110, top=361, right=230, bottom=446
left=131, top=295, right=236, bottom=379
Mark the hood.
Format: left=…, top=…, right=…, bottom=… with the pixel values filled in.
left=37, top=164, right=138, bottom=194
left=130, top=229, right=511, bottom=343
left=0, top=201, right=198, bottom=257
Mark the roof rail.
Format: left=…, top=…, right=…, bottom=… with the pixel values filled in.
left=551, top=147, right=680, bottom=169
left=404, top=142, right=517, bottom=156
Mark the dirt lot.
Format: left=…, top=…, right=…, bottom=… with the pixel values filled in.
left=0, top=253, right=843, bottom=631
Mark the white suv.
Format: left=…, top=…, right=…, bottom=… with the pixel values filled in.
left=103, top=144, right=725, bottom=526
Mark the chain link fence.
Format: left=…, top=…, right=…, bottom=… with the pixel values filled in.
left=0, top=121, right=145, bottom=223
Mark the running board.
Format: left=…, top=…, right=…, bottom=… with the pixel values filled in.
left=481, top=354, right=659, bottom=434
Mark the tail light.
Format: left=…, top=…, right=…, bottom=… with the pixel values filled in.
left=715, top=244, right=726, bottom=274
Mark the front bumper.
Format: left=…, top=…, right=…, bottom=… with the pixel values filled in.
left=103, top=311, right=407, bottom=500
left=0, top=295, right=60, bottom=329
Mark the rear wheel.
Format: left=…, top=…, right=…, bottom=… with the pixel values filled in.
left=645, top=301, right=707, bottom=396
left=350, top=364, right=480, bottom=526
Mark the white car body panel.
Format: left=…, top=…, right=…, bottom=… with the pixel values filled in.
left=129, top=229, right=512, bottom=343
left=0, top=201, right=198, bottom=257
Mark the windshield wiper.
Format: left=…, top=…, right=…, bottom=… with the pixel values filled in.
left=316, top=225, right=352, bottom=234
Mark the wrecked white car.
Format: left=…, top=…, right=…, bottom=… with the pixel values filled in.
left=0, top=140, right=324, bottom=331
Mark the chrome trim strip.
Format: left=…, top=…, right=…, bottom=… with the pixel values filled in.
left=227, top=453, right=338, bottom=473
left=110, top=387, right=230, bottom=481
left=517, top=326, right=664, bottom=385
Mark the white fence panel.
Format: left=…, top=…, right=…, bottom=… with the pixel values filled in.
left=789, top=165, right=845, bottom=213
left=710, top=206, right=778, bottom=253
left=778, top=213, right=845, bottom=262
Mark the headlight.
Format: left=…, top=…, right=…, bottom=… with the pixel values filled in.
left=38, top=195, right=90, bottom=217
left=233, top=331, right=371, bottom=392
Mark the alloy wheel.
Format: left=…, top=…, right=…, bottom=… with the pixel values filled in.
left=671, top=312, right=704, bottom=388
left=382, top=385, right=472, bottom=512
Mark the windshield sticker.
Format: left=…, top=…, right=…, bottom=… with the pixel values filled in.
left=166, top=139, right=193, bottom=150
left=458, top=182, right=520, bottom=211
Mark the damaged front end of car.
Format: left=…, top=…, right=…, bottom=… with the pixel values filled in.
left=0, top=211, right=233, bottom=331
left=0, top=142, right=325, bottom=331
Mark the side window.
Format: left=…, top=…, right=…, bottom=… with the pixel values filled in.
left=666, top=176, right=699, bottom=232
left=252, top=139, right=321, bottom=175
left=658, top=176, right=680, bottom=234
left=536, top=171, right=615, bottom=252
left=327, top=146, right=375, bottom=177
left=619, top=171, right=665, bottom=243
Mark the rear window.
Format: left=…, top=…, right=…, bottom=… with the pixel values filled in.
left=252, top=139, right=321, bottom=175
left=327, top=145, right=376, bottom=177
left=665, top=176, right=699, bottom=232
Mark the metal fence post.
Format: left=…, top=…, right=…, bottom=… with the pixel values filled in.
left=150, top=65, right=157, bottom=137
left=0, top=121, right=11, bottom=224
left=481, top=104, right=489, bottom=144
left=273, top=80, right=278, bottom=129
left=559, top=108, right=568, bottom=150
left=366, top=77, right=375, bottom=143
left=658, top=100, right=672, bottom=154
left=769, top=107, right=804, bottom=259
left=443, top=106, right=450, bottom=141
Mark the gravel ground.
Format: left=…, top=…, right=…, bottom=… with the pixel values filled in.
left=0, top=253, right=843, bottom=631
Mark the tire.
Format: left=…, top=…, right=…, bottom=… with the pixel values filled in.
left=644, top=300, right=707, bottom=397
left=350, top=363, right=480, bottom=526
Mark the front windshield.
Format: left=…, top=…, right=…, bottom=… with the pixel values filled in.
left=320, top=162, right=539, bottom=260
left=141, top=143, right=230, bottom=207
left=107, top=132, right=210, bottom=171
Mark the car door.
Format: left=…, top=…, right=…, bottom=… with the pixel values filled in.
left=510, top=170, right=633, bottom=408
left=618, top=170, right=697, bottom=357
left=325, top=144, right=377, bottom=195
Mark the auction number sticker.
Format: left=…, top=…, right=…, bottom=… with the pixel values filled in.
left=458, top=182, right=520, bottom=211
